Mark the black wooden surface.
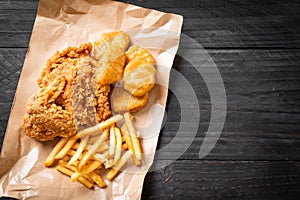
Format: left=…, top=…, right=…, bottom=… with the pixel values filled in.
left=1, top=0, right=300, bottom=199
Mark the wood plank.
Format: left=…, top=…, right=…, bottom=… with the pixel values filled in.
left=0, top=0, right=38, bottom=10
left=158, top=49, right=300, bottom=160
left=121, top=0, right=300, bottom=10
left=0, top=9, right=36, bottom=32
left=0, top=0, right=299, bottom=48
left=142, top=160, right=300, bottom=199
left=1, top=0, right=298, bottom=10
left=119, top=0, right=300, bottom=48
left=172, top=49, right=300, bottom=112
left=160, top=3, right=300, bottom=18
left=155, top=131, right=300, bottom=160
left=181, top=16, right=300, bottom=48
left=0, top=120, right=7, bottom=151
left=0, top=49, right=25, bottom=120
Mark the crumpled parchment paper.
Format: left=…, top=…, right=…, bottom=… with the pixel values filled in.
left=0, top=0, right=182, bottom=199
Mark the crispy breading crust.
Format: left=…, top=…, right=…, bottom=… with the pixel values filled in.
left=111, top=87, right=148, bottom=113
left=23, top=43, right=112, bottom=141
left=23, top=77, right=77, bottom=141
left=123, top=45, right=156, bottom=97
left=91, top=31, right=130, bottom=85
left=38, top=43, right=92, bottom=88
left=94, top=84, right=112, bottom=122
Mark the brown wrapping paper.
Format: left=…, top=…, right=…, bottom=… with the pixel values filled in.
left=0, top=0, right=182, bottom=199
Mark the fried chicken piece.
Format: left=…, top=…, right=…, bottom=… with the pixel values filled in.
left=91, top=31, right=130, bottom=85
left=111, top=87, right=148, bottom=113
left=72, top=62, right=112, bottom=130
left=23, top=77, right=77, bottom=141
left=38, top=43, right=92, bottom=87
left=23, top=44, right=92, bottom=141
left=72, top=58, right=98, bottom=131
left=23, top=43, right=112, bottom=141
left=123, top=45, right=156, bottom=97
left=23, top=32, right=133, bottom=141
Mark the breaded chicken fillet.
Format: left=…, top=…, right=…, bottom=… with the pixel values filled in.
left=23, top=31, right=130, bottom=141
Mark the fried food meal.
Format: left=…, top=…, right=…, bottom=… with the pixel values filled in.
left=22, top=31, right=156, bottom=189
left=23, top=32, right=131, bottom=141
left=23, top=31, right=156, bottom=141
left=44, top=113, right=142, bottom=189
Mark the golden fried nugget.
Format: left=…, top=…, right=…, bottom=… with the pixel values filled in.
left=123, top=63, right=156, bottom=97
left=123, top=45, right=156, bottom=97
left=91, top=31, right=130, bottom=85
left=111, top=87, right=148, bottom=113
left=125, top=45, right=155, bottom=65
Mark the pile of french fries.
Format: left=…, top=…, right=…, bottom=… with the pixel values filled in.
left=44, top=112, right=142, bottom=189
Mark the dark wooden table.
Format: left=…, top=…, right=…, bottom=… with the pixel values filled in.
left=1, top=0, right=300, bottom=199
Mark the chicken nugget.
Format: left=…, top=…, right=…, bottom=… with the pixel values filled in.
left=123, top=46, right=156, bottom=97
left=125, top=45, right=155, bottom=64
left=111, top=87, right=148, bottom=113
left=91, top=31, right=130, bottom=85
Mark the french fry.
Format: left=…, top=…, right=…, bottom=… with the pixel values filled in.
left=88, top=136, right=109, bottom=145
left=71, top=142, right=80, bottom=150
left=44, top=137, right=69, bottom=167
left=104, top=159, right=115, bottom=169
left=58, top=159, right=67, bottom=166
left=94, top=150, right=109, bottom=163
left=97, top=143, right=109, bottom=153
left=114, top=127, right=122, bottom=163
left=94, top=168, right=101, bottom=174
left=66, top=158, right=79, bottom=166
left=122, top=143, right=128, bottom=150
left=61, top=155, right=71, bottom=163
left=88, top=171, right=106, bottom=188
left=68, top=136, right=89, bottom=165
left=109, top=126, right=116, bottom=156
left=67, top=149, right=76, bottom=156
left=83, top=174, right=95, bottom=184
left=104, top=129, right=110, bottom=138
left=59, top=160, right=96, bottom=184
left=78, top=114, right=123, bottom=138
left=124, top=112, right=142, bottom=161
left=127, top=112, right=134, bottom=120
left=56, top=165, right=94, bottom=189
left=71, top=160, right=101, bottom=182
left=55, top=135, right=79, bottom=159
left=45, top=113, right=144, bottom=189
left=121, top=124, right=141, bottom=166
left=106, top=150, right=133, bottom=181
left=94, top=154, right=106, bottom=163
left=78, top=132, right=107, bottom=170
left=87, top=143, right=109, bottom=153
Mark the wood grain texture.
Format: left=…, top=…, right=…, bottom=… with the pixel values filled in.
left=0, top=0, right=300, bottom=199
left=142, top=160, right=300, bottom=199
left=0, top=0, right=299, bottom=48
